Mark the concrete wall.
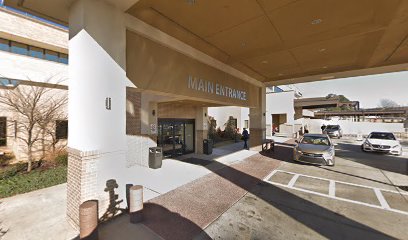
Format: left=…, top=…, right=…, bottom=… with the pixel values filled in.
left=266, top=91, right=295, bottom=136
left=292, top=118, right=405, bottom=136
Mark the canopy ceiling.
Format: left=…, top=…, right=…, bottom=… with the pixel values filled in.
left=5, top=0, right=408, bottom=85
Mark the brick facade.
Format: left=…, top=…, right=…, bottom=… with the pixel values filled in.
left=66, top=148, right=99, bottom=229
left=126, top=88, right=141, bottom=135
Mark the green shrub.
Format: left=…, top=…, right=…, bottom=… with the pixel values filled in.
left=55, top=152, right=68, bottom=166
left=0, top=161, right=42, bottom=180
left=0, top=166, right=67, bottom=198
left=0, top=165, right=18, bottom=179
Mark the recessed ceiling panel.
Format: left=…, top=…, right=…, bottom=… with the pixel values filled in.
left=243, top=50, right=300, bottom=78
left=291, top=35, right=365, bottom=71
left=130, top=0, right=264, bottom=38
left=205, top=16, right=282, bottom=59
left=268, top=0, right=399, bottom=47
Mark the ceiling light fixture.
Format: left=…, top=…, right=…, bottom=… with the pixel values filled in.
left=311, top=19, right=322, bottom=25
left=261, top=60, right=268, bottom=64
left=278, top=73, right=284, bottom=76
left=319, top=48, right=326, bottom=52
left=322, top=66, right=328, bottom=69
left=241, top=42, right=246, bottom=47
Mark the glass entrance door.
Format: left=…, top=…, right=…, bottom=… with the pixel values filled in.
left=158, top=119, right=195, bottom=157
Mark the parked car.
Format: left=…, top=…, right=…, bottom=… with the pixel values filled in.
left=323, top=125, right=343, bottom=138
left=293, top=134, right=336, bottom=166
left=361, top=132, right=402, bottom=155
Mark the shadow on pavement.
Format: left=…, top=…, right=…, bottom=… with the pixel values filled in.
left=196, top=159, right=396, bottom=239
left=79, top=143, right=400, bottom=240
left=143, top=203, right=212, bottom=240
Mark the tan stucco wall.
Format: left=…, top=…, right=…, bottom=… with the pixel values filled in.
left=126, top=31, right=260, bottom=108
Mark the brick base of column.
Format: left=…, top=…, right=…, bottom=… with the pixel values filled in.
left=196, top=130, right=208, bottom=154
left=66, top=148, right=99, bottom=229
left=249, top=128, right=266, bottom=151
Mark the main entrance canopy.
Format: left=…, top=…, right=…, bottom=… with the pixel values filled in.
left=5, top=0, right=408, bottom=86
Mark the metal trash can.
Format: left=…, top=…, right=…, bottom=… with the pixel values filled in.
left=149, top=147, right=162, bottom=169
left=203, top=139, right=213, bottom=155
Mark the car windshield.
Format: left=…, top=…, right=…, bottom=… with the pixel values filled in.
left=369, top=133, right=396, bottom=140
left=301, top=136, right=330, bottom=146
left=325, top=125, right=339, bottom=130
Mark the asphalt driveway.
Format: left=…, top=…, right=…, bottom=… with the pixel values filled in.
left=199, top=138, right=408, bottom=239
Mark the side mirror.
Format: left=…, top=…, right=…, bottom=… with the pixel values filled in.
left=295, top=139, right=299, bottom=143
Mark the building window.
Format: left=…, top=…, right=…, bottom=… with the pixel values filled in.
left=45, top=50, right=59, bottom=62
left=11, top=42, right=28, bottom=55
left=29, top=46, right=44, bottom=59
left=244, top=120, right=249, bottom=129
left=0, top=38, right=68, bottom=64
left=59, top=53, right=68, bottom=64
left=0, top=117, right=6, bottom=146
left=0, top=38, right=9, bottom=52
left=55, top=120, right=68, bottom=140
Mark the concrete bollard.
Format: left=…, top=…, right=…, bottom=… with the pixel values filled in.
left=79, top=200, right=98, bottom=240
left=129, top=185, right=143, bottom=223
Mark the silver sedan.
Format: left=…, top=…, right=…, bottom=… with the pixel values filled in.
left=293, top=134, right=336, bottom=166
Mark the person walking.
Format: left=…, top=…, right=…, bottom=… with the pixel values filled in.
left=242, top=128, right=249, bottom=150
left=321, top=124, right=326, bottom=133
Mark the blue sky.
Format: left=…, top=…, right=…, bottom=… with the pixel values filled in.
left=293, top=71, right=408, bottom=108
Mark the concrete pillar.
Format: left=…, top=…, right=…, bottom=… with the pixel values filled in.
left=195, top=107, right=208, bottom=154
left=129, top=185, right=143, bottom=223
left=249, top=87, right=266, bottom=151
left=67, top=0, right=127, bottom=227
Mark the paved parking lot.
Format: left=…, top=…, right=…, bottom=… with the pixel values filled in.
left=200, top=139, right=408, bottom=240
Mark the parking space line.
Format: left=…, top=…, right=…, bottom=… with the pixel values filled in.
left=264, top=170, right=408, bottom=216
left=268, top=169, right=408, bottom=196
left=329, top=180, right=336, bottom=197
left=374, top=188, right=390, bottom=209
left=287, top=174, right=300, bottom=188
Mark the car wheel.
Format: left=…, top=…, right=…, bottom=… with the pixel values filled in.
left=361, top=145, right=366, bottom=152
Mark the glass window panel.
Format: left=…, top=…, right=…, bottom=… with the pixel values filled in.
left=56, top=120, right=68, bottom=139
left=59, top=53, right=68, bottom=64
left=29, top=46, right=44, bottom=59
left=45, top=50, right=59, bottom=62
left=11, top=42, right=28, bottom=55
left=0, top=39, right=9, bottom=52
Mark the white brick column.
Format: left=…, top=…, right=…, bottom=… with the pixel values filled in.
left=67, top=0, right=127, bottom=227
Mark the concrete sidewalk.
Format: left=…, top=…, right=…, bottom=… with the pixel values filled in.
left=0, top=142, right=259, bottom=240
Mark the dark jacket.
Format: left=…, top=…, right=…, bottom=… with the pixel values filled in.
left=242, top=129, right=249, bottom=140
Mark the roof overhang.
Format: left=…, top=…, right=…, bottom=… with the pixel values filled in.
left=5, top=0, right=408, bottom=86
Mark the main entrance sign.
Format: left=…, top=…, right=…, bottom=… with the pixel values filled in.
left=126, top=30, right=259, bottom=107
left=187, top=76, right=247, bottom=101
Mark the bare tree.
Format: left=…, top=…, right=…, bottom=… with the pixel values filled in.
left=378, top=98, right=399, bottom=108
left=0, top=79, right=67, bottom=172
